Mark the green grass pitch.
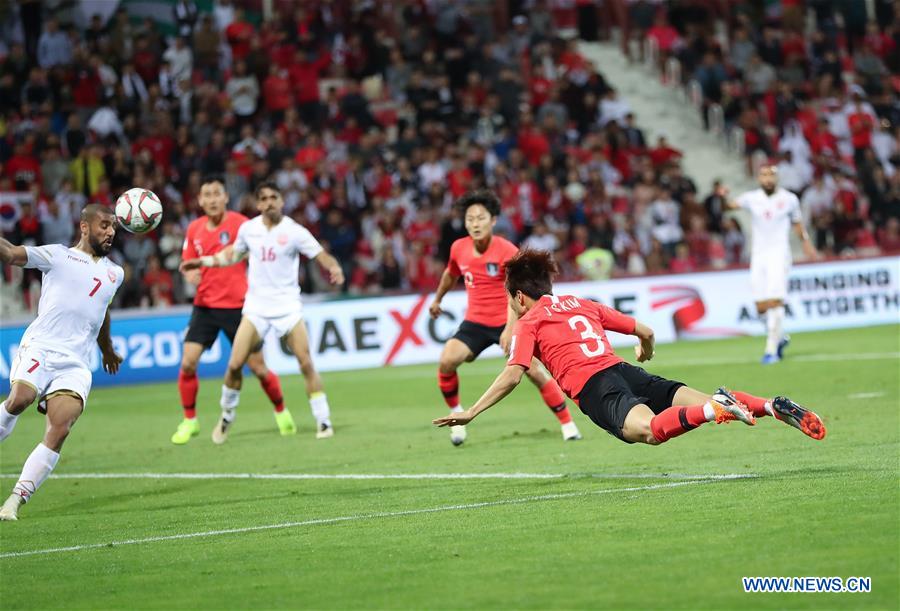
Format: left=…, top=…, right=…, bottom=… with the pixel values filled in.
left=1, top=325, right=898, bottom=609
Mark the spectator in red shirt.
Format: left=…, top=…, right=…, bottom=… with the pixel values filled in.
left=648, top=134, right=683, bottom=169
left=287, top=47, right=330, bottom=125
left=647, top=13, right=681, bottom=55
left=668, top=243, right=696, bottom=273
left=848, top=98, right=875, bottom=166
left=225, top=8, right=254, bottom=63
left=294, top=133, right=327, bottom=181
left=6, top=143, right=42, bottom=190
left=262, top=64, right=292, bottom=123
left=132, top=35, right=159, bottom=85
left=143, top=254, right=174, bottom=306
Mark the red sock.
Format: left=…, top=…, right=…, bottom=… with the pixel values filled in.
left=650, top=405, right=708, bottom=443
left=732, top=391, right=770, bottom=418
left=260, top=371, right=285, bottom=412
left=438, top=371, right=460, bottom=408
left=539, top=379, right=572, bottom=424
left=178, top=370, right=199, bottom=419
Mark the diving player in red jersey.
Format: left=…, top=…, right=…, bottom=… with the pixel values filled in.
left=428, top=190, right=580, bottom=446
left=170, top=176, right=295, bottom=445
left=434, top=250, right=826, bottom=444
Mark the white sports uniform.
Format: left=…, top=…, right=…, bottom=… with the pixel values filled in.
left=9, top=245, right=123, bottom=410
left=232, top=216, right=324, bottom=338
left=736, top=187, right=801, bottom=301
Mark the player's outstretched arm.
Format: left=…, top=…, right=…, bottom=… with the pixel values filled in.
left=180, top=245, right=246, bottom=271
left=632, top=321, right=656, bottom=362
left=428, top=269, right=459, bottom=319
left=433, top=365, right=526, bottom=427
left=0, top=237, right=28, bottom=266
left=314, top=251, right=345, bottom=286
left=97, top=307, right=123, bottom=374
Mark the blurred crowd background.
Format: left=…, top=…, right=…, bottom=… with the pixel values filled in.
left=1, top=0, right=897, bottom=312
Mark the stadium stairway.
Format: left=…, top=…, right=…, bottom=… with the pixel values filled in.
left=579, top=42, right=755, bottom=195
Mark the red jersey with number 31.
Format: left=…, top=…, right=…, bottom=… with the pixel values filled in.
left=446, top=236, right=519, bottom=327
left=182, top=211, right=249, bottom=309
left=508, top=294, right=636, bottom=399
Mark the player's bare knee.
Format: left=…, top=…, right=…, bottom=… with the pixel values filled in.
left=180, top=361, right=197, bottom=377
left=5, top=388, right=35, bottom=414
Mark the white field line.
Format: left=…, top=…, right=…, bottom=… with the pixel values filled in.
left=0, top=478, right=745, bottom=559
left=847, top=392, right=886, bottom=400
left=0, top=472, right=758, bottom=481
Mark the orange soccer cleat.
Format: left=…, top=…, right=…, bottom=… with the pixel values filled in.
left=772, top=396, right=826, bottom=440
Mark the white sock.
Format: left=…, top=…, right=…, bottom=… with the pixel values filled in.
left=0, top=401, right=19, bottom=441
left=702, top=402, right=716, bottom=421
left=764, top=307, right=784, bottom=355
left=220, top=385, right=240, bottom=422
left=450, top=405, right=464, bottom=413
left=309, top=392, right=331, bottom=427
left=764, top=401, right=775, bottom=417
left=13, top=443, right=60, bottom=503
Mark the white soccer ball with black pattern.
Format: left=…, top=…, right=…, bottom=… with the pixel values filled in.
left=115, top=187, right=163, bottom=234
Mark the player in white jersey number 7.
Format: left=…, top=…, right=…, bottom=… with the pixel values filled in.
left=181, top=182, right=345, bottom=442
left=0, top=204, right=124, bottom=521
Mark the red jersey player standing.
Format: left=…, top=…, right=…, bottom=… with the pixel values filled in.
left=434, top=250, right=826, bottom=445
left=170, top=176, right=295, bottom=444
left=428, top=190, right=581, bottom=446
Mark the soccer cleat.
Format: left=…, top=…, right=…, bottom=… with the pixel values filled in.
left=761, top=353, right=780, bottom=365
left=776, top=335, right=791, bottom=359
left=450, top=424, right=467, bottom=446
left=710, top=388, right=756, bottom=425
left=561, top=420, right=582, bottom=440
left=0, top=494, right=23, bottom=521
left=170, top=418, right=200, bottom=445
left=772, top=396, right=826, bottom=440
left=211, top=416, right=233, bottom=445
left=274, top=409, right=297, bottom=436
left=316, top=422, right=334, bottom=439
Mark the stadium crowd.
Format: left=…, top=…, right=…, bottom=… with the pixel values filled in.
left=639, top=0, right=900, bottom=255
left=1, top=0, right=898, bottom=311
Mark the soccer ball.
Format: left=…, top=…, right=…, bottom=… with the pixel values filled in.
left=115, top=187, right=163, bottom=234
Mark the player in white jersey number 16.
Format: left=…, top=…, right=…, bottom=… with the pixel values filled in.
left=181, top=182, right=345, bottom=441
left=0, top=204, right=124, bottom=520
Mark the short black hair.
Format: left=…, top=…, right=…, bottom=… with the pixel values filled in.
left=456, top=189, right=501, bottom=217
left=200, top=174, right=226, bottom=189
left=505, top=249, right=558, bottom=299
left=254, top=180, right=280, bottom=199
left=80, top=203, right=115, bottom=223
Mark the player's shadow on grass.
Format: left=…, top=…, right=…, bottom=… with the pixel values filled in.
left=493, top=428, right=557, bottom=442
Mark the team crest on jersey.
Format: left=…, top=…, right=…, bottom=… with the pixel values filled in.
left=277, top=234, right=289, bottom=246
left=486, top=262, right=500, bottom=277
left=107, top=268, right=117, bottom=283
left=219, top=231, right=231, bottom=245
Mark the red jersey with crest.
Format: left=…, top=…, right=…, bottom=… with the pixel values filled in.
left=508, top=294, right=636, bottom=399
left=446, top=236, right=519, bottom=327
left=182, top=211, right=249, bottom=309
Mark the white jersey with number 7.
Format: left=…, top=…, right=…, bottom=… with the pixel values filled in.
left=232, top=216, right=324, bottom=317
left=19, top=244, right=123, bottom=366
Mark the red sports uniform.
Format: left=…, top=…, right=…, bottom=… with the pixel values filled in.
left=446, top=236, right=519, bottom=327
left=182, top=211, right=249, bottom=309
left=508, top=294, right=635, bottom=400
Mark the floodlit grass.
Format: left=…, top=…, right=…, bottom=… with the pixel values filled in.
left=1, top=325, right=897, bottom=609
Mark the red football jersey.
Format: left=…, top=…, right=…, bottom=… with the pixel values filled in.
left=446, top=236, right=519, bottom=327
left=508, top=294, right=636, bottom=400
left=182, top=211, right=249, bottom=309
